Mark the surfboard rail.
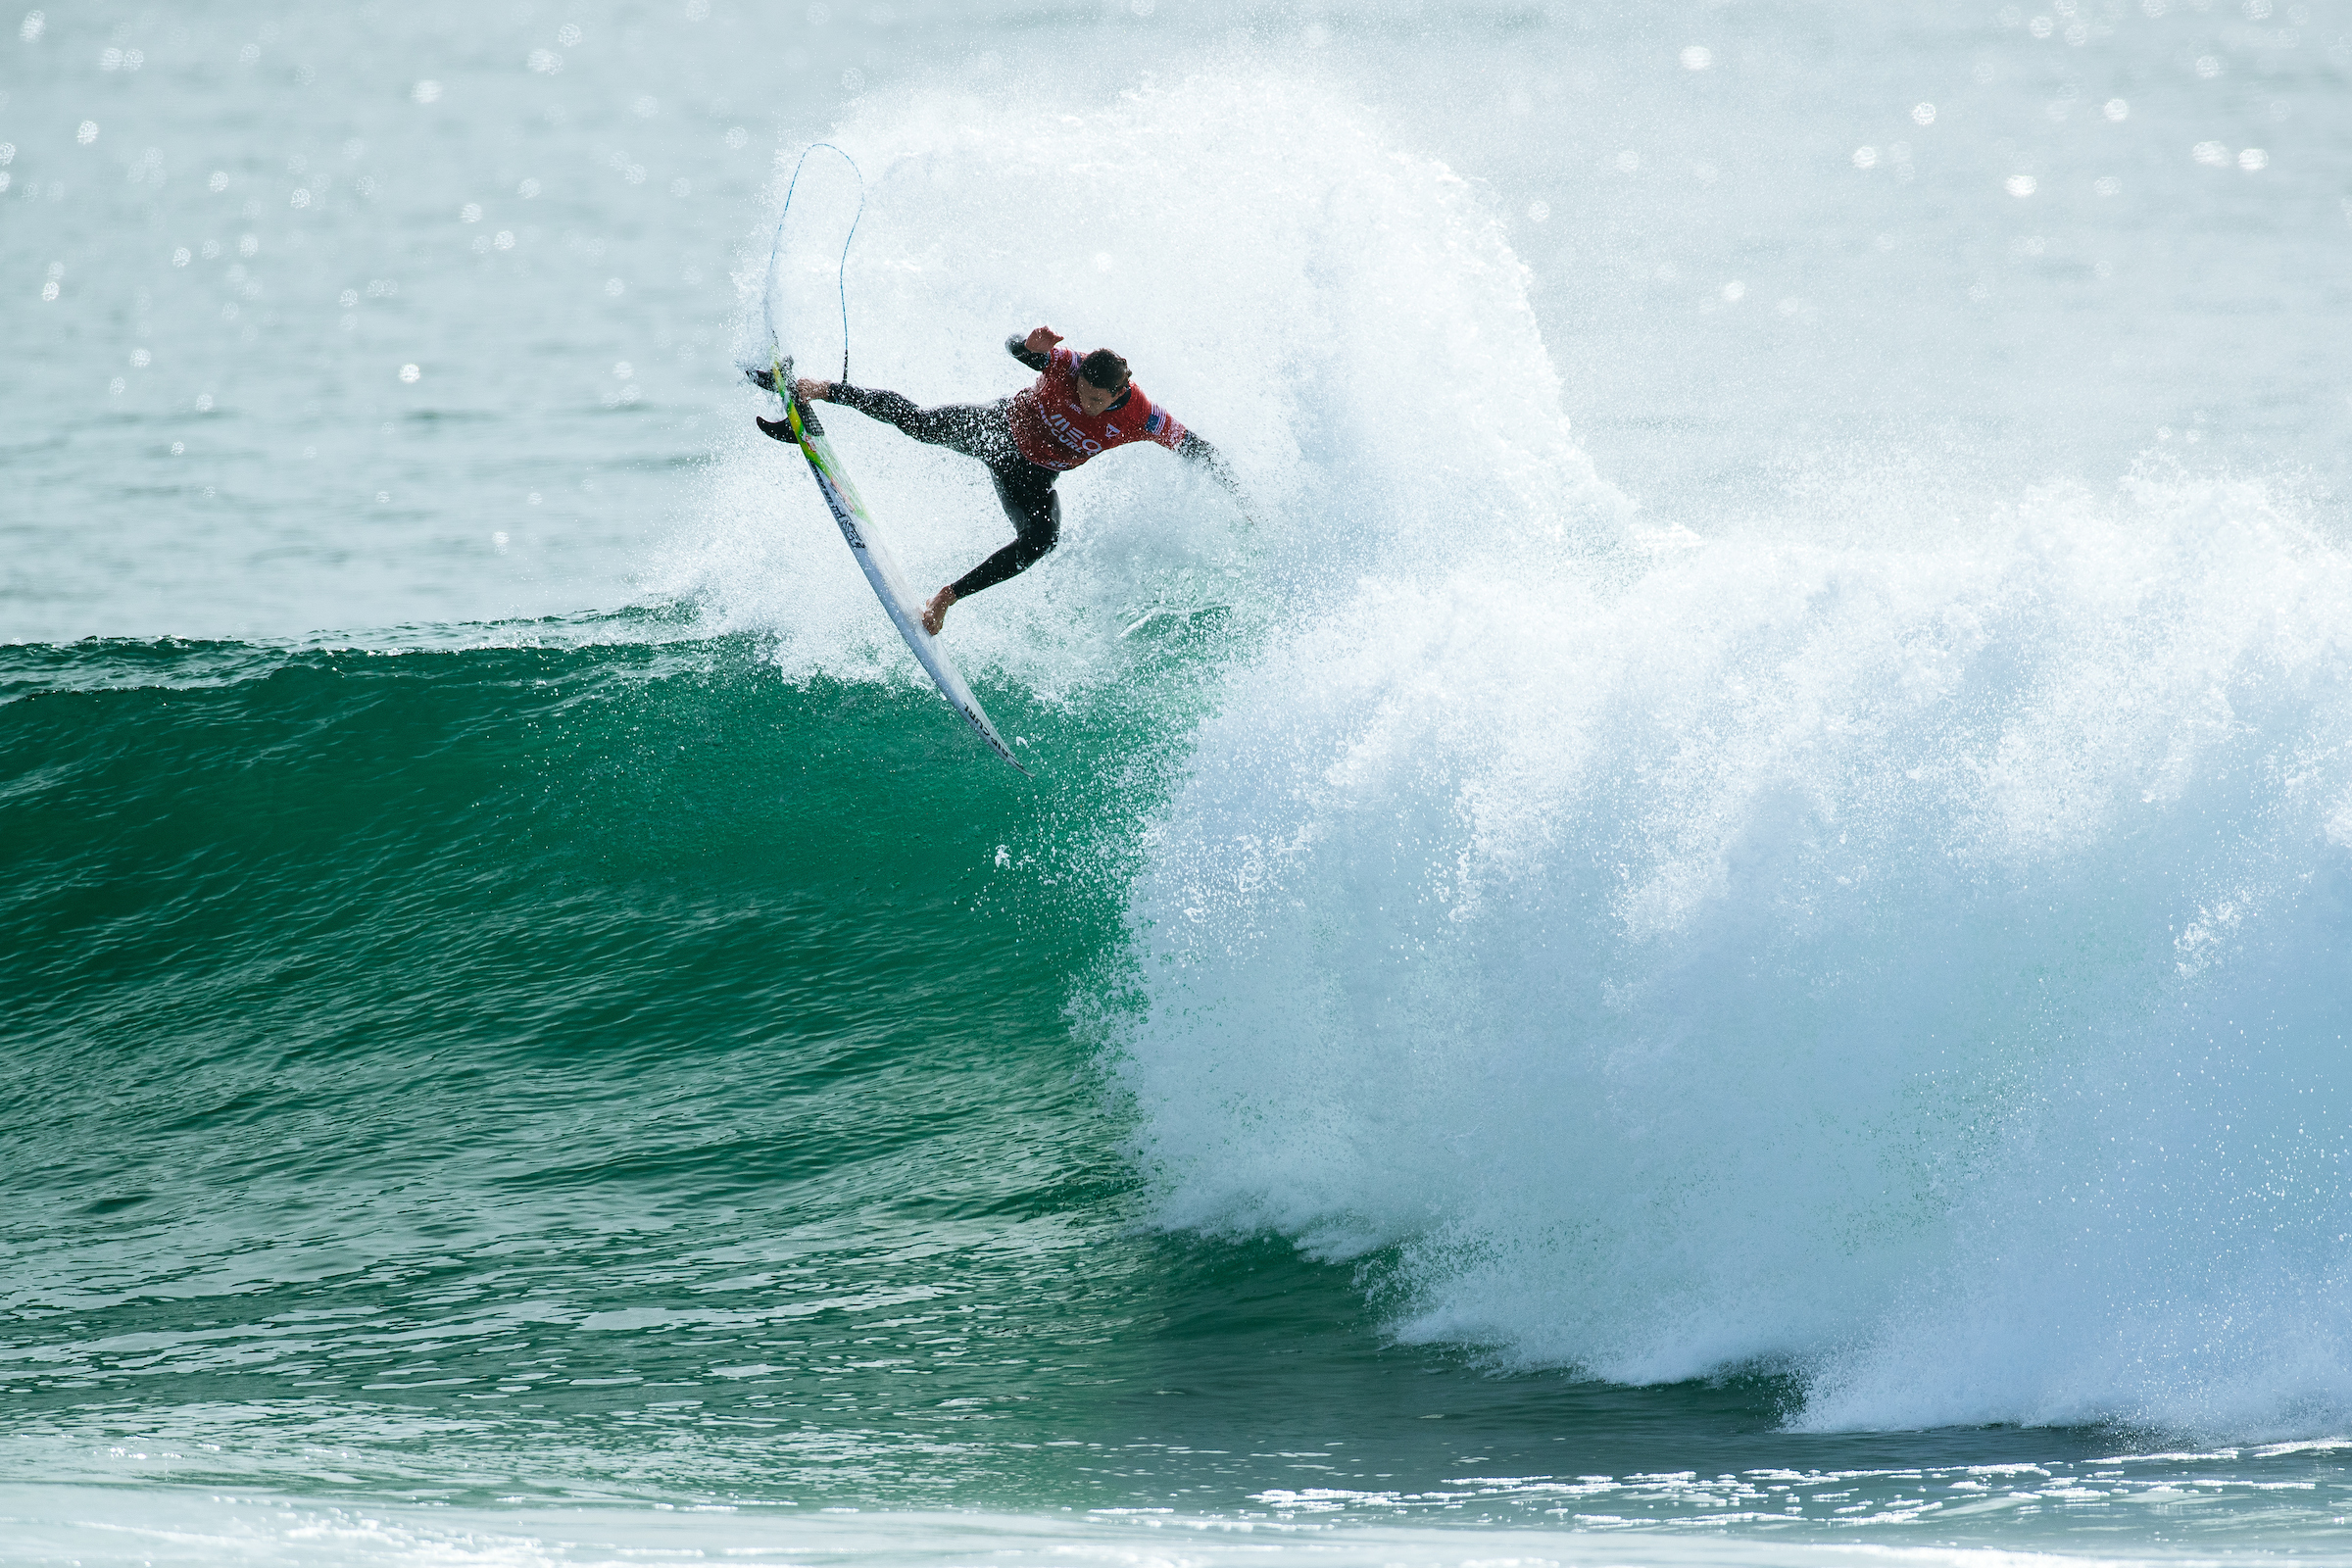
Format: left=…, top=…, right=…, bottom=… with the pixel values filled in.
left=776, top=367, right=1031, bottom=776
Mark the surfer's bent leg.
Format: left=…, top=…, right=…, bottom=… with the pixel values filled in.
left=947, top=465, right=1063, bottom=601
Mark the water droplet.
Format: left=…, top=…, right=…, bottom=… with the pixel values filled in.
left=605, top=277, right=624, bottom=296
left=1680, top=44, right=1711, bottom=70
left=556, top=23, right=581, bottom=44
left=1527, top=199, right=1549, bottom=222
left=412, top=79, right=443, bottom=103
left=494, top=228, right=514, bottom=249
left=399, top=363, right=420, bottom=382
left=1853, top=146, right=1879, bottom=169
left=2005, top=173, right=2038, bottom=196
left=2238, top=147, right=2268, bottom=170
left=1721, top=279, right=1745, bottom=302
left=172, top=246, right=190, bottom=266
left=1912, top=102, right=1936, bottom=125
left=76, top=120, right=98, bottom=144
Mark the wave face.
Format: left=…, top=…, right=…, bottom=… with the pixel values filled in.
left=1121, top=461, right=2352, bottom=1438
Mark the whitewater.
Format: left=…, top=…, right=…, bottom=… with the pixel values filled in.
left=7, top=0, right=2352, bottom=1563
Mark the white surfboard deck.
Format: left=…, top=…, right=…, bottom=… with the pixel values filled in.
left=772, top=367, right=1029, bottom=775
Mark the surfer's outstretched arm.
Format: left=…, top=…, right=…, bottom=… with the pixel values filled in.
left=1174, top=430, right=1256, bottom=526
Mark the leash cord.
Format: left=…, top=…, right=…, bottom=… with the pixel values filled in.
left=760, top=142, right=864, bottom=385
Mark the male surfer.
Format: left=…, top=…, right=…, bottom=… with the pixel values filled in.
left=754, top=326, right=1248, bottom=633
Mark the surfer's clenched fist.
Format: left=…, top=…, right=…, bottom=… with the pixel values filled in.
left=1021, top=325, right=1063, bottom=358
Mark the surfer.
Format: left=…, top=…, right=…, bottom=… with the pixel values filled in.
left=755, top=325, right=1249, bottom=633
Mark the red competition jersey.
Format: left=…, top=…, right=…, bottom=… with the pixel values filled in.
left=1006, top=347, right=1190, bottom=471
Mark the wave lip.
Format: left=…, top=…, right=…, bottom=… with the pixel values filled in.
left=676, top=73, right=1619, bottom=694
left=1122, top=465, right=2352, bottom=1443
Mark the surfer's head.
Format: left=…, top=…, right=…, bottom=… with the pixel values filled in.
left=1074, top=349, right=1130, bottom=416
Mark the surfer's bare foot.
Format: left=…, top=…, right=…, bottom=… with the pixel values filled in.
left=922, top=586, right=957, bottom=636
left=795, top=377, right=835, bottom=402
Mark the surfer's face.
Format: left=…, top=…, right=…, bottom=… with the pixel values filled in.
left=1074, top=377, right=1125, bottom=416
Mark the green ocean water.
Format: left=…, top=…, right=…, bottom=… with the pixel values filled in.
left=5, top=621, right=2348, bottom=1556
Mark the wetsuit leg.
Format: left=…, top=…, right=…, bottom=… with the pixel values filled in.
left=828, top=387, right=1006, bottom=464
left=949, top=464, right=1063, bottom=600
left=823, top=386, right=1066, bottom=599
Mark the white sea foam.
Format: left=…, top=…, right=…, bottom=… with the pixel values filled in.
left=12, top=1483, right=2345, bottom=1567
left=668, top=74, right=1616, bottom=692
left=1119, top=452, right=2352, bottom=1439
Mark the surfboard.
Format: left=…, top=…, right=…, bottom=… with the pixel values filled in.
left=761, top=358, right=1030, bottom=776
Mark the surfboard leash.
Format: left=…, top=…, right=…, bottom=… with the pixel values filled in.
left=761, top=142, right=864, bottom=388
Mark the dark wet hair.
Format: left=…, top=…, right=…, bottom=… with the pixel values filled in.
left=1078, top=348, right=1130, bottom=390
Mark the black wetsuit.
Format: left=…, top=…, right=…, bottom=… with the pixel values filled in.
left=758, top=336, right=1079, bottom=602
left=819, top=387, right=1062, bottom=601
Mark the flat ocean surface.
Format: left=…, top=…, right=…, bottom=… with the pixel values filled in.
left=7, top=2, right=2352, bottom=1564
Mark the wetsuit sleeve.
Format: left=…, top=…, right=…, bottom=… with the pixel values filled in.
left=1171, top=426, right=1251, bottom=522
left=1005, top=334, right=1052, bottom=372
